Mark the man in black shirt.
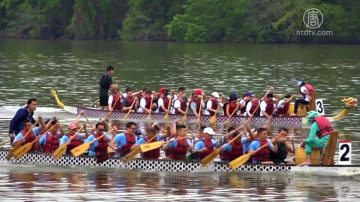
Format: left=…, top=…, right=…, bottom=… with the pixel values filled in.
left=99, top=65, right=114, bottom=109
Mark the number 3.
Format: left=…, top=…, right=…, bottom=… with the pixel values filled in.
left=316, top=101, right=323, bottom=113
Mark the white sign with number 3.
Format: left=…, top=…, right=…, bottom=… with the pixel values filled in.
left=338, top=140, right=351, bottom=165
left=315, top=99, right=325, bottom=115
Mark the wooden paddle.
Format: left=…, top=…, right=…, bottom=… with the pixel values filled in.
left=224, top=103, right=240, bottom=125
left=6, top=121, right=38, bottom=160
left=123, top=133, right=158, bottom=162
left=12, top=125, right=57, bottom=160
left=124, top=97, right=137, bottom=118
left=70, top=127, right=115, bottom=158
left=104, top=94, right=122, bottom=120
left=52, top=126, right=84, bottom=160
left=0, top=140, right=10, bottom=147
left=229, top=143, right=269, bottom=170
left=71, top=134, right=104, bottom=157
left=140, top=137, right=186, bottom=153
left=147, top=96, right=154, bottom=120
left=200, top=132, right=242, bottom=166
left=164, top=93, right=173, bottom=121
left=196, top=98, right=203, bottom=123
left=209, top=105, right=221, bottom=125
left=181, top=95, right=192, bottom=122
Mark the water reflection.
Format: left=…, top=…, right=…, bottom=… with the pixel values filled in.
left=1, top=167, right=360, bottom=201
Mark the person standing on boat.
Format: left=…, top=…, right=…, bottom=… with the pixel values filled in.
left=8, top=98, right=37, bottom=144
left=12, top=117, right=45, bottom=151
left=299, top=111, right=333, bottom=166
left=59, top=123, right=88, bottom=153
left=85, top=122, right=112, bottom=163
left=99, top=65, right=114, bottom=110
left=224, top=92, right=239, bottom=116
left=108, top=84, right=123, bottom=112
left=190, top=89, right=204, bottom=117
left=270, top=128, right=294, bottom=164
left=204, top=92, right=221, bottom=116
left=245, top=95, right=260, bottom=117
left=293, top=80, right=314, bottom=115
left=275, top=94, right=294, bottom=116
left=39, top=119, right=65, bottom=153
left=157, top=88, right=171, bottom=114
left=138, top=90, right=154, bottom=113
left=172, top=87, right=187, bottom=115
left=113, top=122, right=138, bottom=158
left=248, top=128, right=277, bottom=164
left=260, top=93, right=275, bottom=117
left=163, top=124, right=192, bottom=160
left=190, top=127, right=216, bottom=160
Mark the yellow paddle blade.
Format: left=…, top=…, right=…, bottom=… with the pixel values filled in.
left=71, top=142, right=91, bottom=157
left=200, top=148, right=221, bottom=166
left=164, top=113, right=170, bottom=121
left=52, top=143, right=68, bottom=160
left=181, top=115, right=188, bottom=122
left=229, top=153, right=252, bottom=170
left=209, top=115, right=217, bottom=125
left=13, top=142, right=33, bottom=159
left=123, top=145, right=141, bottom=162
left=6, top=142, right=22, bottom=160
left=140, top=142, right=165, bottom=153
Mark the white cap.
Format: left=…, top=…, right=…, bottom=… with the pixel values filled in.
left=203, top=127, right=215, bottom=135
left=211, top=92, right=220, bottom=98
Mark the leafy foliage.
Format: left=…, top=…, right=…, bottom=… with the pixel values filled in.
left=0, top=0, right=359, bottom=43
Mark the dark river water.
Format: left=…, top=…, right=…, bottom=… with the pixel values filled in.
left=0, top=39, right=360, bottom=201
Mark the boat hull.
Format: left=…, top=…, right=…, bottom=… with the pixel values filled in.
left=73, top=106, right=306, bottom=125
left=1, top=149, right=359, bottom=176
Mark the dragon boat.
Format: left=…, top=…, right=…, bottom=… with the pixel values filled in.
left=50, top=88, right=357, bottom=125
left=1, top=148, right=359, bottom=176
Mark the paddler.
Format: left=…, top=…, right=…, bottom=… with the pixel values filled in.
left=224, top=92, right=239, bottom=116
left=275, top=94, right=294, bottom=116
left=220, top=126, right=255, bottom=162
left=245, top=94, right=260, bottom=117
left=157, top=88, right=170, bottom=114
left=113, top=122, right=138, bottom=158
left=204, top=92, right=221, bottom=116
left=134, top=127, right=164, bottom=160
left=122, top=87, right=138, bottom=113
left=260, top=93, right=275, bottom=117
left=163, top=123, right=192, bottom=160
left=248, top=128, right=277, bottom=164
left=190, top=127, right=216, bottom=160
left=171, top=87, right=187, bottom=115
left=138, top=90, right=155, bottom=113
left=239, top=92, right=253, bottom=116
left=85, top=122, right=112, bottom=163
left=59, top=123, right=88, bottom=153
left=190, top=89, right=204, bottom=117
left=12, top=117, right=45, bottom=152
left=39, top=119, right=64, bottom=153
left=270, top=127, right=294, bottom=164
left=108, top=84, right=123, bottom=112
left=299, top=111, right=333, bottom=166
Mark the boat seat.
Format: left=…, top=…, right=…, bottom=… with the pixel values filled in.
left=321, top=131, right=339, bottom=165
